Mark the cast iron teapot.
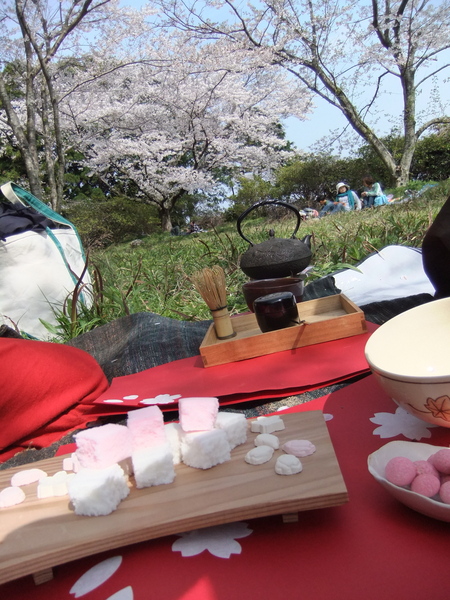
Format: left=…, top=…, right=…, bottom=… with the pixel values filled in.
left=237, top=200, right=312, bottom=280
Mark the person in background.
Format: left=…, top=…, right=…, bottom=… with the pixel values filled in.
left=361, top=177, right=389, bottom=208
left=187, top=221, right=201, bottom=234
left=335, top=182, right=361, bottom=211
left=318, top=196, right=339, bottom=217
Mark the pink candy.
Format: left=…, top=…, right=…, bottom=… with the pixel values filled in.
left=385, top=456, right=416, bottom=486
left=414, top=460, right=439, bottom=478
left=386, top=447, right=450, bottom=504
left=127, top=405, right=166, bottom=451
left=439, top=481, right=450, bottom=504
left=410, top=474, right=440, bottom=498
left=178, top=397, right=219, bottom=432
left=428, top=449, right=450, bottom=475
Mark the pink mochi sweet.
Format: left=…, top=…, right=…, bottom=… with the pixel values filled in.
left=411, top=473, right=441, bottom=498
left=75, top=423, right=132, bottom=469
left=127, top=405, right=166, bottom=451
left=439, top=480, right=450, bottom=504
left=385, top=456, right=416, bottom=486
left=428, top=449, right=450, bottom=475
left=414, top=460, right=440, bottom=478
left=178, top=397, right=219, bottom=432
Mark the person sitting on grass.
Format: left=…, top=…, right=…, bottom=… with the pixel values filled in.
left=335, top=182, right=361, bottom=211
left=318, top=196, right=342, bottom=217
left=361, top=177, right=389, bottom=208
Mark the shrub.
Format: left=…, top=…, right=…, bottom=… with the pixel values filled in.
left=63, top=196, right=160, bottom=248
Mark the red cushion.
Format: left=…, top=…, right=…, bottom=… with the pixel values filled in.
left=0, top=338, right=109, bottom=460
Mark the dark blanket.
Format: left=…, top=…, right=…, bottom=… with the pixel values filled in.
left=66, top=276, right=433, bottom=381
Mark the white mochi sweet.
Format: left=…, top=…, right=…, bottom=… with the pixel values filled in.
left=245, top=446, right=274, bottom=465
left=250, top=416, right=285, bottom=434
left=132, top=443, right=175, bottom=488
left=275, top=455, right=303, bottom=475
left=68, top=464, right=130, bottom=517
left=254, top=433, right=280, bottom=450
left=181, top=429, right=231, bottom=469
left=215, top=411, right=248, bottom=449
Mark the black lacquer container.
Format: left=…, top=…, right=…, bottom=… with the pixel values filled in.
left=253, top=291, right=300, bottom=333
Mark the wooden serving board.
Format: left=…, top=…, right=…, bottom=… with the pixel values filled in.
left=0, top=411, right=348, bottom=585
left=200, top=293, right=367, bottom=367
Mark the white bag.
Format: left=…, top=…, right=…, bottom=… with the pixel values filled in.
left=333, top=245, right=434, bottom=305
left=0, top=182, right=92, bottom=339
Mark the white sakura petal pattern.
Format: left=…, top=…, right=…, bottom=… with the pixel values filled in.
left=123, top=395, right=139, bottom=400
left=370, top=406, right=435, bottom=440
left=172, top=522, right=252, bottom=558
left=140, top=394, right=182, bottom=405
left=324, top=413, right=334, bottom=421
left=106, top=586, right=133, bottom=600
left=69, top=556, right=123, bottom=597
left=103, top=400, right=124, bottom=404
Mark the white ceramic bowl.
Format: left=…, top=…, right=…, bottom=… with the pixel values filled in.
left=364, top=298, right=450, bottom=428
left=368, top=440, right=450, bottom=521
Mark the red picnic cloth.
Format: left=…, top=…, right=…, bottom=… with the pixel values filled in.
left=0, top=323, right=375, bottom=462
left=92, top=322, right=377, bottom=410
left=0, top=339, right=110, bottom=462
left=3, top=374, right=450, bottom=600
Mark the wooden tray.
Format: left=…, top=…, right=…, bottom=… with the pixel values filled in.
left=0, top=411, right=348, bottom=585
left=200, top=293, right=366, bottom=367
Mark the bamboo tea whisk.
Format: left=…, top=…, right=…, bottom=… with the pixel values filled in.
left=192, top=266, right=236, bottom=340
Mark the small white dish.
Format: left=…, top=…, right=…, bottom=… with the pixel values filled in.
left=368, top=440, right=450, bottom=522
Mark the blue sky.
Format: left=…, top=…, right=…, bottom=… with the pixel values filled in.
left=283, top=74, right=450, bottom=154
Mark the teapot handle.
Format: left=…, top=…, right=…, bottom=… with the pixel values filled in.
left=236, top=200, right=302, bottom=246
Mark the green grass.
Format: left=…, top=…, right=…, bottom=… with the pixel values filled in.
left=50, top=180, right=450, bottom=341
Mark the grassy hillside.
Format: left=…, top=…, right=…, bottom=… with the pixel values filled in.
left=53, top=181, right=449, bottom=340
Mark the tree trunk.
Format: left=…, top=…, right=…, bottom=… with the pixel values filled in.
left=159, top=207, right=173, bottom=232
left=0, top=73, right=44, bottom=199
left=396, top=67, right=417, bottom=187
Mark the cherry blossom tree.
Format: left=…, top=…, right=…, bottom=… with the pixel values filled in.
left=156, top=0, right=450, bottom=185
left=67, top=38, right=309, bottom=230
left=0, top=0, right=152, bottom=209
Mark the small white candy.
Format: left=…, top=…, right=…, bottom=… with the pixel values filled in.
left=275, top=455, right=303, bottom=475
left=62, top=457, right=74, bottom=471
left=245, top=446, right=274, bottom=465
left=254, top=433, right=279, bottom=450
left=37, top=472, right=76, bottom=498
left=250, top=416, right=285, bottom=434
left=11, top=468, right=47, bottom=487
left=0, top=486, right=26, bottom=508
left=281, top=439, right=316, bottom=457
left=37, top=477, right=55, bottom=499
left=52, top=471, right=72, bottom=496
